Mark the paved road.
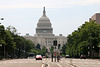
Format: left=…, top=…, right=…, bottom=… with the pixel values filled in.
left=0, top=58, right=70, bottom=67
left=0, top=59, right=43, bottom=67
left=0, top=58, right=100, bottom=67
left=65, top=58, right=100, bottom=67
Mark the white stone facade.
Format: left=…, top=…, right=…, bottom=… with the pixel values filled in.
left=24, top=7, right=67, bottom=49
left=24, top=35, right=67, bottom=48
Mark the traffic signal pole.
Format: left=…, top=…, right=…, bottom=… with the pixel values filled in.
left=55, top=46, right=56, bottom=62
left=57, top=44, right=60, bottom=62
left=53, top=40, right=57, bottom=62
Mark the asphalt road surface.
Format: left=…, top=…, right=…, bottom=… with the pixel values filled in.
left=0, top=58, right=100, bottom=67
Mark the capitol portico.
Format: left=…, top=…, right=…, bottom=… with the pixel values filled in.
left=24, top=7, right=67, bottom=49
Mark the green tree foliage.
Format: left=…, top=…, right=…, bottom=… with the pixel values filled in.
left=36, top=43, right=41, bottom=50
left=0, top=25, right=6, bottom=45
left=0, top=25, right=35, bottom=59
left=0, top=25, right=48, bottom=59
left=31, top=46, right=48, bottom=56
left=61, top=45, right=66, bottom=55
left=40, top=46, right=47, bottom=56
left=66, top=20, right=100, bottom=58
left=50, top=46, right=54, bottom=54
left=31, top=49, right=39, bottom=55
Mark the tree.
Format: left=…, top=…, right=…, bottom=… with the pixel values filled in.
left=66, top=20, right=100, bottom=58
left=6, top=25, right=17, bottom=34
left=50, top=46, right=54, bottom=54
left=36, top=43, right=41, bottom=50
left=40, top=46, right=47, bottom=56
left=0, top=25, right=36, bottom=59
left=61, top=45, right=66, bottom=55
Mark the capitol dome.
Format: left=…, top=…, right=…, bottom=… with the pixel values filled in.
left=35, top=7, right=54, bottom=36
left=38, top=7, right=50, bottom=23
left=39, top=16, right=50, bottom=22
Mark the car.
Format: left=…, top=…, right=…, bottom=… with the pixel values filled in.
left=28, top=53, right=35, bottom=59
left=80, top=55, right=86, bottom=59
left=36, top=55, right=42, bottom=60
left=65, top=55, right=70, bottom=58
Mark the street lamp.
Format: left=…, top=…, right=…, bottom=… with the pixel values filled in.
left=93, top=46, right=94, bottom=59
left=88, top=47, right=90, bottom=58
left=1, top=18, right=4, bottom=20
left=98, top=45, right=100, bottom=59
left=0, top=18, right=4, bottom=24
left=0, top=44, right=2, bottom=59
left=0, top=18, right=5, bottom=59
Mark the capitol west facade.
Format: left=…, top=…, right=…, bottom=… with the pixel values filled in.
left=24, top=7, right=67, bottom=49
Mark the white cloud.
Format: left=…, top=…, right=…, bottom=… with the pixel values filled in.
left=0, top=0, right=100, bottom=9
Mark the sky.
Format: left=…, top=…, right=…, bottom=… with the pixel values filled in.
left=0, top=0, right=100, bottom=36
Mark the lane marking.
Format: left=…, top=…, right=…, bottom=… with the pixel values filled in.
left=41, top=63, right=44, bottom=67
left=47, top=63, right=50, bottom=67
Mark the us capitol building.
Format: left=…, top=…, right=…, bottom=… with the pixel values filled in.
left=24, top=7, right=67, bottom=50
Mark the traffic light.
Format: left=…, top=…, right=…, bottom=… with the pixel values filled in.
left=53, top=40, right=57, bottom=46
left=58, top=44, right=60, bottom=49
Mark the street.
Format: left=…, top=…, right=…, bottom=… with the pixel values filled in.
left=0, top=58, right=100, bottom=67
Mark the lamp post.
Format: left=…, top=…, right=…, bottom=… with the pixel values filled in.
left=88, top=47, right=90, bottom=58
left=0, top=44, right=2, bottom=59
left=0, top=18, right=4, bottom=24
left=93, top=46, right=94, bottom=59
left=0, top=18, right=5, bottom=59
left=98, top=45, right=100, bottom=59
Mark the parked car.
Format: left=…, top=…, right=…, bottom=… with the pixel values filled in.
left=65, top=55, right=70, bottom=58
left=36, top=55, right=42, bottom=60
left=28, top=53, right=35, bottom=59
left=80, top=55, right=86, bottom=59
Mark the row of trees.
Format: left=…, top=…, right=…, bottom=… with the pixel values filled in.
left=0, top=25, right=35, bottom=59
left=0, top=24, right=49, bottom=59
left=64, top=20, right=100, bottom=58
